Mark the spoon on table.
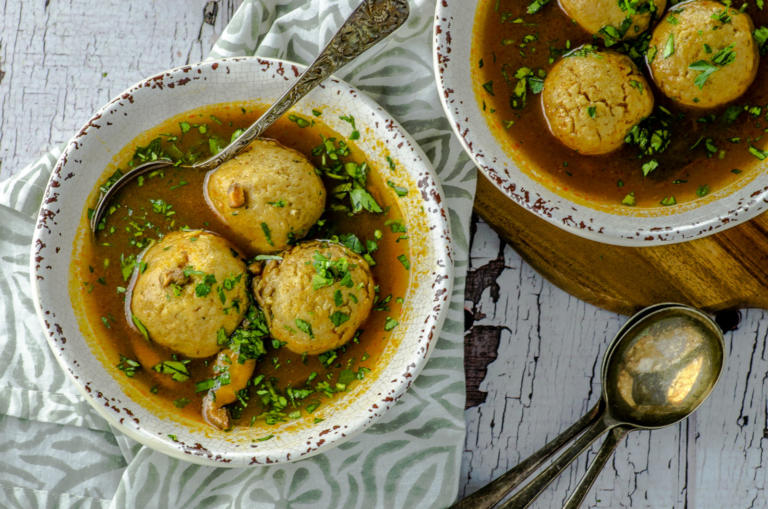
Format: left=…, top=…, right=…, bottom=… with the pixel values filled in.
left=453, top=303, right=725, bottom=509
left=89, top=0, right=409, bottom=233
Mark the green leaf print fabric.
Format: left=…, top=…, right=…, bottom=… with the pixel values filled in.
left=0, top=1, right=477, bottom=507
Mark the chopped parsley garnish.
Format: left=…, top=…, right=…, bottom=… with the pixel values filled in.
left=288, top=114, right=310, bottom=128
left=227, top=305, right=269, bottom=362
left=386, top=220, right=407, bottom=234
left=384, top=317, right=399, bottom=331
left=662, top=33, right=675, bottom=58
left=660, top=196, right=677, bottom=206
left=505, top=66, right=546, bottom=109
left=153, top=359, right=191, bottom=382
left=711, top=8, right=732, bottom=24
left=689, top=44, right=735, bottom=89
left=260, top=222, right=274, bottom=246
left=387, top=180, right=409, bottom=197
left=624, top=109, right=673, bottom=163
left=149, top=198, right=175, bottom=217
left=295, top=318, right=314, bottom=338
left=754, top=26, right=768, bottom=54
left=749, top=145, right=768, bottom=160
left=312, top=136, right=382, bottom=215
left=312, top=251, right=354, bottom=289
left=397, top=254, right=410, bottom=270
left=330, top=311, right=350, bottom=327
left=174, top=397, right=190, bottom=408
left=117, top=355, right=141, bottom=377
left=339, top=115, right=360, bottom=140
left=641, top=159, right=659, bottom=177
left=194, top=274, right=217, bottom=297
left=132, top=314, right=150, bottom=341
left=526, top=0, right=550, bottom=14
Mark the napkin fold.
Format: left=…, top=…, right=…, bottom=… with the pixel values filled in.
left=0, top=1, right=476, bottom=507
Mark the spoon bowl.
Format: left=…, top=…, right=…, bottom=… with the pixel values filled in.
left=602, top=305, right=725, bottom=429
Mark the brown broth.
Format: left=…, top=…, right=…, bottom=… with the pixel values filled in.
left=472, top=1, right=768, bottom=208
left=71, top=103, right=410, bottom=427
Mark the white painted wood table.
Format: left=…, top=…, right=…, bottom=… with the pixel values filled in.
left=2, top=1, right=766, bottom=507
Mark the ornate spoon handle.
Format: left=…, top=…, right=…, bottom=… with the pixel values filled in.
left=90, top=0, right=409, bottom=233
left=201, top=0, right=410, bottom=170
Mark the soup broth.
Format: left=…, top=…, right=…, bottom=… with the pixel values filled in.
left=70, top=103, right=411, bottom=430
left=473, top=1, right=768, bottom=207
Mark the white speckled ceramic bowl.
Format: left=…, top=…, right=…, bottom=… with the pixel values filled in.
left=30, top=57, right=452, bottom=467
left=434, top=0, right=768, bottom=246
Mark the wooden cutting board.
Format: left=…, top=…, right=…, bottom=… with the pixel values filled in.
left=474, top=174, right=768, bottom=315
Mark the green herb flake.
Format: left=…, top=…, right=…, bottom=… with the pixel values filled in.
left=660, top=195, right=677, bottom=206
left=329, top=311, right=350, bottom=327
left=384, top=317, right=399, bottom=331
left=641, top=159, right=659, bottom=176
left=662, top=33, right=675, bottom=58
left=260, top=222, right=274, bottom=246
left=621, top=192, right=637, bottom=206
left=295, top=318, right=314, bottom=338
left=153, top=359, right=191, bottom=382
left=339, top=115, right=360, bottom=140
left=397, top=254, right=410, bottom=270
left=132, top=314, right=150, bottom=341
left=754, top=26, right=768, bottom=55
left=288, top=114, right=310, bottom=128
left=526, top=0, right=551, bottom=14
left=696, top=185, right=710, bottom=197
left=117, top=355, right=141, bottom=377
left=387, top=181, right=409, bottom=197
left=174, top=397, right=190, bottom=408
left=749, top=145, right=768, bottom=160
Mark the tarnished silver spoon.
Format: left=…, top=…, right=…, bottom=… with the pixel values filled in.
left=90, top=0, right=409, bottom=233
left=454, top=303, right=725, bottom=509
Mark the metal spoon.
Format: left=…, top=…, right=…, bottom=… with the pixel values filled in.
left=450, top=303, right=679, bottom=509
left=454, top=303, right=725, bottom=509
left=89, top=0, right=409, bottom=233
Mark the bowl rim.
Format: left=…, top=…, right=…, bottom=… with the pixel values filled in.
left=433, top=0, right=768, bottom=247
left=30, top=55, right=454, bottom=467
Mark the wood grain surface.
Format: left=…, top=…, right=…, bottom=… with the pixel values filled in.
left=3, top=1, right=768, bottom=507
left=475, top=174, right=768, bottom=315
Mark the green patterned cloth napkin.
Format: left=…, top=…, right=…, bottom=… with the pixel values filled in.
left=0, top=1, right=476, bottom=507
